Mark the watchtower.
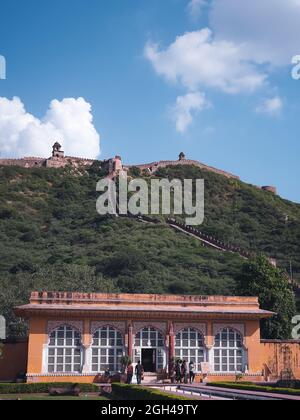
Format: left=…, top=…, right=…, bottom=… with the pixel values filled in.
left=52, top=142, right=65, bottom=159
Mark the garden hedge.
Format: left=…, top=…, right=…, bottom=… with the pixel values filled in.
left=276, top=380, right=300, bottom=389
left=111, top=384, right=191, bottom=401
left=0, top=383, right=99, bottom=395
left=208, top=382, right=300, bottom=396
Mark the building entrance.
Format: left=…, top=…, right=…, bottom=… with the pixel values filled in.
left=142, top=349, right=156, bottom=372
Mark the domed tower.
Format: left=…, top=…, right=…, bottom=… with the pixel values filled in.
left=179, top=152, right=186, bottom=161
left=52, top=142, right=64, bottom=159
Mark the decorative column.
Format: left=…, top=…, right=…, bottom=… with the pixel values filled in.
left=128, top=322, right=134, bottom=362
left=169, top=322, right=175, bottom=365
left=82, top=345, right=91, bottom=373
left=82, top=319, right=92, bottom=373
left=206, top=320, right=214, bottom=375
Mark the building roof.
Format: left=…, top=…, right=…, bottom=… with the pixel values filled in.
left=15, top=292, right=274, bottom=320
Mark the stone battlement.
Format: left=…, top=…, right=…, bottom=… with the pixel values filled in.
left=0, top=143, right=96, bottom=170
left=0, top=157, right=46, bottom=168
left=124, top=158, right=240, bottom=180
left=0, top=145, right=277, bottom=194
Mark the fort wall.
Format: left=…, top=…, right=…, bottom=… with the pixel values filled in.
left=125, top=159, right=240, bottom=180
left=0, top=145, right=277, bottom=194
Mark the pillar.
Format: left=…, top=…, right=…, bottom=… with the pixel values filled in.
left=169, top=322, right=175, bottom=365
left=82, top=319, right=92, bottom=373
left=128, top=322, right=134, bottom=362
left=82, top=345, right=90, bottom=373
left=206, top=320, right=214, bottom=373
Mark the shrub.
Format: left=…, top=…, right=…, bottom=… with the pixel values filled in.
left=276, top=380, right=300, bottom=389
left=0, top=383, right=99, bottom=395
left=111, top=384, right=191, bottom=401
left=0, top=207, right=16, bottom=219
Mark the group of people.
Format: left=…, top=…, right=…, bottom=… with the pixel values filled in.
left=126, top=361, right=144, bottom=385
left=125, top=359, right=196, bottom=385
left=169, top=359, right=196, bottom=384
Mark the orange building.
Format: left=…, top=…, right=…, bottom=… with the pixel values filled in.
left=10, top=292, right=300, bottom=384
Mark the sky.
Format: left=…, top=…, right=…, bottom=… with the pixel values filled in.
left=0, top=0, right=300, bottom=202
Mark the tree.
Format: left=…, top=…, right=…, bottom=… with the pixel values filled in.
left=128, top=166, right=141, bottom=178
left=236, top=255, right=296, bottom=339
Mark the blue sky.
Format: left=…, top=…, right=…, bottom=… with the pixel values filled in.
left=0, top=0, right=300, bottom=202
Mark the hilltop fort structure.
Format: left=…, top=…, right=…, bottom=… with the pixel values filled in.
left=0, top=142, right=95, bottom=169
left=0, top=143, right=277, bottom=194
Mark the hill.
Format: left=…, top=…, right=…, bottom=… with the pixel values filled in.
left=0, top=163, right=299, bottom=337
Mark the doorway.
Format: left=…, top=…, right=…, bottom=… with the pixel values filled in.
left=142, top=349, right=156, bottom=372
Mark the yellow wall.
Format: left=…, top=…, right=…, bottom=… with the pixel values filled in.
left=27, top=317, right=47, bottom=375
left=261, top=341, right=300, bottom=380
left=245, top=320, right=262, bottom=373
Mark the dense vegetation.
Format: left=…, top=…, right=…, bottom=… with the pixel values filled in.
left=0, top=382, right=99, bottom=394
left=0, top=163, right=299, bottom=337
left=156, top=165, right=300, bottom=277
left=237, top=256, right=296, bottom=340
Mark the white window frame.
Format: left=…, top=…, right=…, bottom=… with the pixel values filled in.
left=47, top=325, right=82, bottom=373
left=175, top=328, right=206, bottom=373
left=213, top=328, right=244, bottom=373
left=91, top=326, right=124, bottom=373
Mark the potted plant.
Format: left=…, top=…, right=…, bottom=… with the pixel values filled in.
left=235, top=373, right=243, bottom=382
left=120, top=355, right=131, bottom=374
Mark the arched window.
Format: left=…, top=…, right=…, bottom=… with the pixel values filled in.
left=134, top=327, right=164, bottom=348
left=213, top=328, right=244, bottom=373
left=175, top=328, right=206, bottom=372
left=91, top=326, right=124, bottom=373
left=48, top=325, right=82, bottom=373
left=134, top=327, right=165, bottom=371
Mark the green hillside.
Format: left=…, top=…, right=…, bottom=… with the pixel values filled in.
left=0, top=163, right=299, bottom=337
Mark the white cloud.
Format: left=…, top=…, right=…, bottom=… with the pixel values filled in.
left=210, top=0, right=300, bottom=66
left=146, top=1, right=300, bottom=131
left=172, top=92, right=210, bottom=133
left=255, top=96, right=283, bottom=116
left=0, top=97, right=100, bottom=159
left=145, top=29, right=267, bottom=95
left=187, top=0, right=207, bottom=19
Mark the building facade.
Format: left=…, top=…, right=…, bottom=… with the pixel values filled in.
left=14, top=291, right=296, bottom=384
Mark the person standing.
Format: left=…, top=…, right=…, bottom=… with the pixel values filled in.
left=104, top=368, right=111, bottom=381
left=181, top=360, right=188, bottom=384
left=175, top=360, right=181, bottom=384
left=169, top=359, right=176, bottom=384
left=189, top=361, right=196, bottom=384
left=135, top=360, right=144, bottom=385
left=126, top=362, right=134, bottom=384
